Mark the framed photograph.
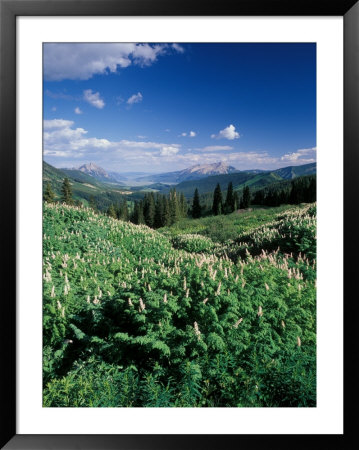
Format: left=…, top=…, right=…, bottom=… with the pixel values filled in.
left=1, top=0, right=357, bottom=448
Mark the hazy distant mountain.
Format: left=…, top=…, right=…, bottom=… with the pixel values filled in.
left=136, top=162, right=238, bottom=184
left=158, top=163, right=316, bottom=197
left=77, top=163, right=111, bottom=181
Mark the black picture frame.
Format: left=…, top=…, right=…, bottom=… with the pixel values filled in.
left=1, top=0, right=357, bottom=448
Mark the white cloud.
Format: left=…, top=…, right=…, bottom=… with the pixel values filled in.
left=43, top=118, right=315, bottom=173
left=74, top=107, right=83, bottom=115
left=44, top=43, right=185, bottom=81
left=180, top=130, right=197, bottom=137
left=160, top=146, right=179, bottom=156
left=211, top=124, right=240, bottom=140
left=171, top=43, right=185, bottom=53
left=83, top=90, right=105, bottom=109
left=280, top=147, right=316, bottom=163
left=43, top=119, right=181, bottom=164
left=43, top=119, right=74, bottom=130
left=197, top=145, right=233, bottom=152
left=51, top=106, right=57, bottom=112
left=127, top=92, right=143, bottom=105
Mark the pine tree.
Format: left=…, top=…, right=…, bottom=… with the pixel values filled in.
left=242, top=186, right=251, bottom=209
left=107, top=203, right=117, bottom=219
left=138, top=201, right=145, bottom=224
left=233, top=191, right=239, bottom=210
left=253, top=190, right=265, bottom=205
left=89, top=195, right=97, bottom=211
left=224, top=182, right=235, bottom=214
left=212, top=183, right=223, bottom=215
left=308, top=177, right=316, bottom=202
left=192, top=188, right=201, bottom=218
left=154, top=194, right=164, bottom=228
left=169, top=189, right=180, bottom=224
left=61, top=178, right=73, bottom=205
left=144, top=193, right=155, bottom=227
left=179, top=193, right=187, bottom=218
left=163, top=197, right=171, bottom=226
left=132, top=201, right=145, bottom=224
left=119, top=199, right=129, bottom=221
left=44, top=182, right=55, bottom=203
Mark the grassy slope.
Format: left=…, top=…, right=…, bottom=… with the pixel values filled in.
left=43, top=202, right=316, bottom=407
left=159, top=204, right=299, bottom=243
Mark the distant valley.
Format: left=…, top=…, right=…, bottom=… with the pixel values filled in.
left=44, top=160, right=316, bottom=210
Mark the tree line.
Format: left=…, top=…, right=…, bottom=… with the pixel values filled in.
left=192, top=182, right=251, bottom=218
left=253, top=175, right=316, bottom=207
left=131, top=189, right=187, bottom=228
left=44, top=175, right=316, bottom=229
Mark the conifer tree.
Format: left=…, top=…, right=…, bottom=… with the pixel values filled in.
left=163, top=197, right=171, bottom=226
left=154, top=194, right=164, bottom=228
left=233, top=191, right=239, bottom=210
left=44, top=182, right=55, bottom=203
left=308, top=177, right=316, bottom=202
left=89, top=195, right=97, bottom=211
left=144, top=193, right=155, bottom=227
left=119, top=199, right=129, bottom=221
left=212, top=183, right=223, bottom=215
left=179, top=192, right=187, bottom=218
left=242, top=185, right=251, bottom=209
left=224, top=182, right=235, bottom=214
left=169, top=188, right=180, bottom=224
left=61, top=177, right=73, bottom=205
left=192, top=188, right=201, bottom=218
left=132, top=201, right=145, bottom=224
left=107, top=203, right=117, bottom=219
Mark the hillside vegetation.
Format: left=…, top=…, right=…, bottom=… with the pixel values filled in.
left=43, top=202, right=316, bottom=407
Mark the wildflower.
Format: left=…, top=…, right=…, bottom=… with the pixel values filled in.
left=203, top=298, right=208, bottom=305
left=139, top=298, right=145, bottom=312
left=215, top=281, right=222, bottom=296
left=194, top=322, right=201, bottom=340
left=163, top=293, right=167, bottom=304
left=281, top=320, right=285, bottom=329
left=50, top=285, right=55, bottom=298
left=57, top=300, right=62, bottom=310
left=258, top=306, right=263, bottom=317
left=185, top=288, right=190, bottom=298
left=233, top=318, right=243, bottom=328
left=297, top=336, right=301, bottom=347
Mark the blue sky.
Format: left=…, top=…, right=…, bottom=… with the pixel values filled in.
left=43, top=43, right=316, bottom=173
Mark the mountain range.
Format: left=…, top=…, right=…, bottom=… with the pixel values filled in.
left=65, top=161, right=241, bottom=185
left=44, top=160, right=316, bottom=208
